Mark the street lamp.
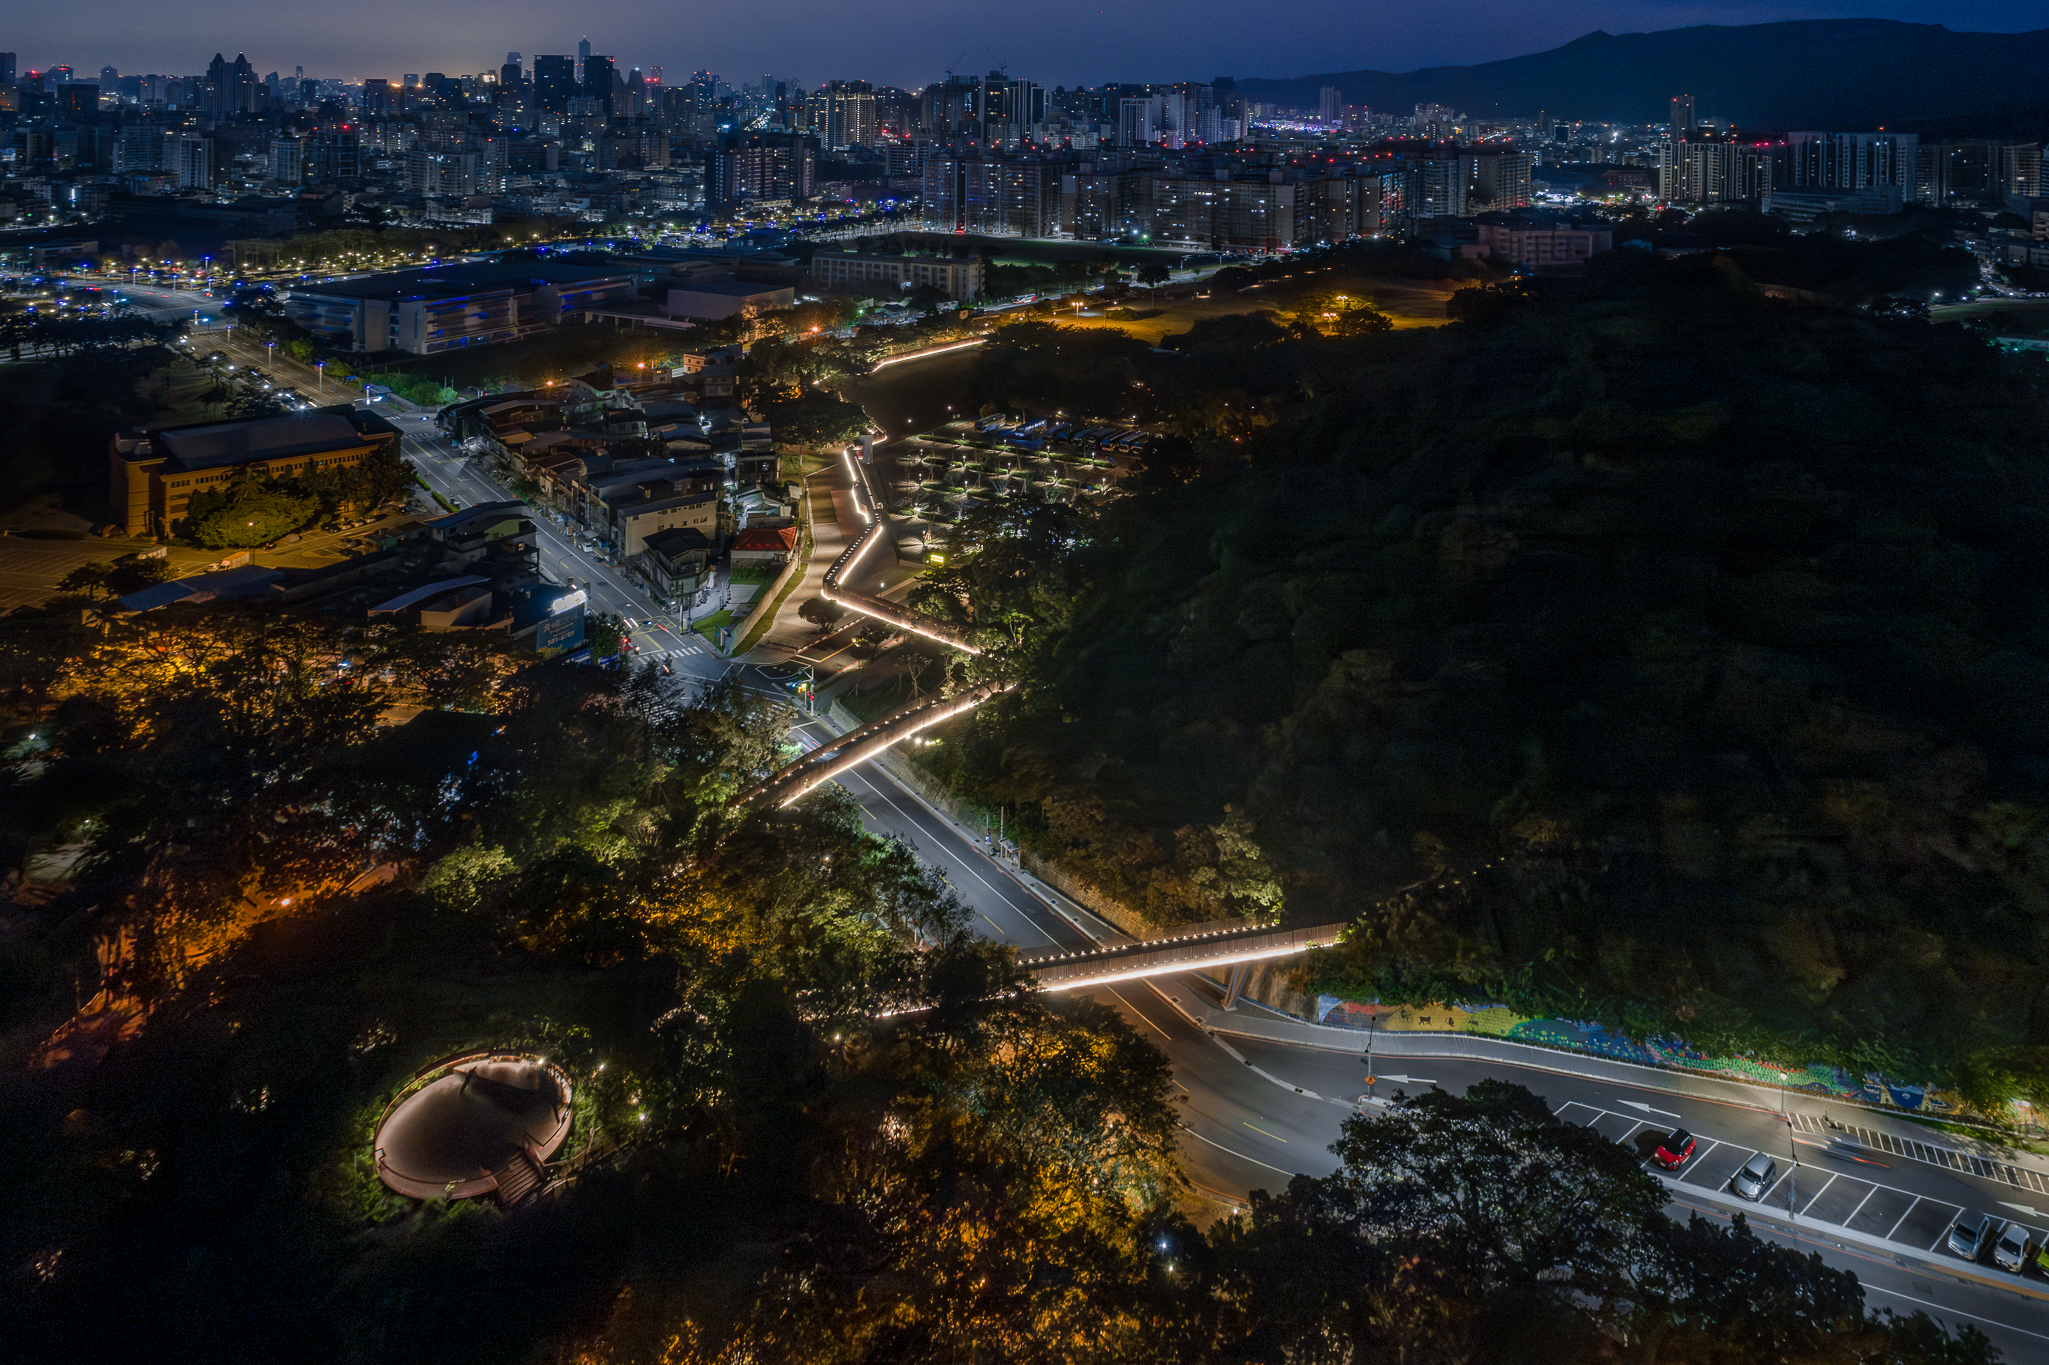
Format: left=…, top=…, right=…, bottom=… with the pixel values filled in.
left=1364, top=1013, right=1378, bottom=1100
left=316, top=359, right=326, bottom=391
left=1781, top=1088, right=1797, bottom=1217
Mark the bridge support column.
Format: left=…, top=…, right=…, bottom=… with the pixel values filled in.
left=1222, top=962, right=1250, bottom=1012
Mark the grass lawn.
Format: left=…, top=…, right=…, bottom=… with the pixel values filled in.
left=1057, top=274, right=1458, bottom=344
left=841, top=683, right=923, bottom=724
left=408, top=326, right=690, bottom=391
left=691, top=609, right=735, bottom=641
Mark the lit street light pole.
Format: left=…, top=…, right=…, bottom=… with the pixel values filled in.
left=1781, top=1089, right=1797, bottom=1217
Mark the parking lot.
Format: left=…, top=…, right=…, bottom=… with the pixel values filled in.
left=1554, top=1100, right=2049, bottom=1268
left=0, top=537, right=220, bottom=611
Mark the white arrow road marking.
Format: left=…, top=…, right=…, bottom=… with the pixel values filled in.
left=2000, top=1201, right=2041, bottom=1216
left=1620, top=1101, right=1685, bottom=1119
left=1374, top=1075, right=1438, bottom=1085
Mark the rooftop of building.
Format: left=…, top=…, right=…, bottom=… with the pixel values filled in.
left=150, top=406, right=397, bottom=472
left=610, top=488, right=719, bottom=516
left=668, top=280, right=796, bottom=298
left=733, top=525, right=799, bottom=553
left=117, top=562, right=281, bottom=612
left=643, top=526, right=714, bottom=558
left=419, top=500, right=529, bottom=536
left=290, top=260, right=632, bottom=302
left=368, top=575, right=490, bottom=617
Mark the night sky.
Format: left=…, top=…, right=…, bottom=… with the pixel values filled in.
left=13, top=0, right=2049, bottom=89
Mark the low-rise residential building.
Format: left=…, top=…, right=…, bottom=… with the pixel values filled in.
left=731, top=525, right=799, bottom=566
left=613, top=488, right=723, bottom=557
left=638, top=526, right=714, bottom=598
left=418, top=502, right=540, bottom=583
left=109, top=407, right=401, bottom=538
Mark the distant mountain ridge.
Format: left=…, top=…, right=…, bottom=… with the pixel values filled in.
left=1234, top=20, right=2049, bottom=131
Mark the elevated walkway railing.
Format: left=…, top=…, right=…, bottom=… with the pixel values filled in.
left=737, top=443, right=992, bottom=808
left=1023, top=921, right=1349, bottom=991
left=739, top=680, right=1010, bottom=809
left=821, top=447, right=979, bottom=653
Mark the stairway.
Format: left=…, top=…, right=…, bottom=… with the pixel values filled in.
left=491, top=1150, right=544, bottom=1208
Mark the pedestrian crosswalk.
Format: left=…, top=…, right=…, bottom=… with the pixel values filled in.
left=637, top=637, right=712, bottom=662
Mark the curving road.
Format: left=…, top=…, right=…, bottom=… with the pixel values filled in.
left=320, top=348, right=2049, bottom=1356
left=841, top=763, right=2049, bottom=1357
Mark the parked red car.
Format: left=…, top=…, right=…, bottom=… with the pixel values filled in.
left=1653, top=1128, right=1696, bottom=1170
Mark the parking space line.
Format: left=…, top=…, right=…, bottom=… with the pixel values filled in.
left=1929, top=1217, right=1956, bottom=1252
left=1761, top=1167, right=1795, bottom=1204
left=1884, top=1197, right=1923, bottom=1241
left=1843, top=1185, right=1880, bottom=1226
left=1682, top=1138, right=1724, bottom=1172
left=1797, top=1171, right=1839, bottom=1214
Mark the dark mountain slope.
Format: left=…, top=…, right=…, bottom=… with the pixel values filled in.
left=1236, top=19, right=2049, bottom=129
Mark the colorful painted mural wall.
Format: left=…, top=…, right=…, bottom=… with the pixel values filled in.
left=1313, top=996, right=1943, bottom=1114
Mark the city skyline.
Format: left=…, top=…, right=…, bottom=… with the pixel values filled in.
left=9, top=0, right=2049, bottom=90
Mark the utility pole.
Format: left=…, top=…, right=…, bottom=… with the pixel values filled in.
left=1782, top=1089, right=1797, bottom=1216
left=1364, top=1013, right=1378, bottom=1100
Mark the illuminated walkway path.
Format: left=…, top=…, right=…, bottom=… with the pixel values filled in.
left=737, top=443, right=987, bottom=809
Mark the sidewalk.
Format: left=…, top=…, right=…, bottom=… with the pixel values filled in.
left=743, top=460, right=854, bottom=661
left=1169, top=985, right=2049, bottom=1310
left=1162, top=974, right=2049, bottom=1185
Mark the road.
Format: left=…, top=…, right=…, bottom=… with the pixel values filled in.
left=818, top=713, right=2049, bottom=1356
left=392, top=411, right=729, bottom=664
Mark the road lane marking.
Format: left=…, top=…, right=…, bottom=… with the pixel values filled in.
left=1862, top=1284, right=2049, bottom=1344
left=831, top=764, right=1058, bottom=942
left=1243, top=1120, right=1287, bottom=1143
left=980, top=914, right=1006, bottom=937
left=1106, top=986, right=1171, bottom=1041
left=1180, top=1124, right=1294, bottom=1177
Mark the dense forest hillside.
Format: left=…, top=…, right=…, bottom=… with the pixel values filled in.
left=924, top=257, right=2049, bottom=1107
